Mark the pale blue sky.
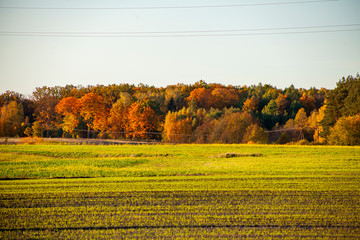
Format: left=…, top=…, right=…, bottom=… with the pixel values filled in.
left=0, top=0, right=359, bottom=96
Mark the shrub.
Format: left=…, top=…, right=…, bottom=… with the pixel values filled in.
left=20, top=137, right=44, bottom=144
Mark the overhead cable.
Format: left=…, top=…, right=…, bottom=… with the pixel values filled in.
left=0, top=24, right=359, bottom=38
left=0, top=0, right=340, bottom=10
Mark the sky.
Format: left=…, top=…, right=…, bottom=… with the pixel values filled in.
left=0, top=0, right=359, bottom=96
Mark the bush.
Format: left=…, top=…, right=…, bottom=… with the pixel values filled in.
left=20, top=137, right=44, bottom=144
left=296, top=139, right=310, bottom=145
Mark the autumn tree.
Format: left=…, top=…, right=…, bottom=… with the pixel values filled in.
left=108, top=99, right=129, bottom=139
left=79, top=93, right=108, bottom=138
left=33, top=96, right=60, bottom=137
left=299, top=93, right=316, bottom=116
left=163, top=109, right=193, bottom=143
left=186, top=88, right=213, bottom=109
left=275, top=94, right=290, bottom=115
left=163, top=107, right=208, bottom=143
left=94, top=83, right=134, bottom=108
left=294, top=108, right=308, bottom=129
left=263, top=88, right=279, bottom=101
left=307, top=105, right=326, bottom=143
left=32, top=86, right=63, bottom=101
left=192, top=118, right=216, bottom=143
left=243, top=123, right=268, bottom=144
left=165, top=86, right=186, bottom=112
left=211, top=87, right=239, bottom=109
left=1, top=91, right=36, bottom=132
left=294, top=108, right=310, bottom=141
left=55, top=97, right=81, bottom=136
left=210, top=111, right=254, bottom=143
left=32, top=121, right=43, bottom=137
left=242, top=96, right=259, bottom=112
left=328, top=114, right=360, bottom=145
left=0, top=101, right=24, bottom=137
left=126, top=101, right=161, bottom=140
left=0, top=91, right=23, bottom=107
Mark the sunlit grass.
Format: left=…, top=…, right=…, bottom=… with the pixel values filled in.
left=0, top=144, right=359, bottom=178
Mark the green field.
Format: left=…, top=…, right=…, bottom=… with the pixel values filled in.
left=0, top=144, right=359, bottom=239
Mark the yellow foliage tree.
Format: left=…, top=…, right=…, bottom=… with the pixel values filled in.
left=242, top=96, right=259, bottom=112
left=243, top=123, right=268, bottom=144
left=108, top=100, right=128, bottom=139
left=163, top=108, right=194, bottom=143
left=294, top=108, right=308, bottom=129
left=210, top=111, right=254, bottom=143
left=328, top=114, right=360, bottom=145
left=307, top=105, right=326, bottom=143
left=0, top=101, right=24, bottom=136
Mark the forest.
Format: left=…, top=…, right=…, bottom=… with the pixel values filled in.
left=0, top=74, right=359, bottom=145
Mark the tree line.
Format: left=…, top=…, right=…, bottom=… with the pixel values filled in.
left=1, top=74, right=359, bottom=145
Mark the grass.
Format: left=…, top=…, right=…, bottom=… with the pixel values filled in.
left=0, top=144, right=359, bottom=178
left=0, top=144, right=359, bottom=239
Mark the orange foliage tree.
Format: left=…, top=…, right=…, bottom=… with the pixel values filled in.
left=211, top=87, right=239, bottom=109
left=108, top=100, right=129, bottom=139
left=186, top=88, right=213, bottom=109
left=79, top=93, right=108, bottom=138
left=299, top=93, right=316, bottom=116
left=163, top=107, right=203, bottom=143
left=126, top=101, right=161, bottom=140
left=275, top=94, right=290, bottom=115
left=242, top=96, right=259, bottom=112
left=55, top=97, right=81, bottom=135
left=187, top=87, right=240, bottom=110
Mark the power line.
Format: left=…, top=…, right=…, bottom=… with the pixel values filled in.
left=0, top=0, right=340, bottom=10
left=1, top=24, right=358, bottom=35
left=0, top=24, right=359, bottom=38
left=1, top=29, right=358, bottom=38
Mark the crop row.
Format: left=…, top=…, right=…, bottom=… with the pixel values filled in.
left=1, top=175, right=359, bottom=194
left=1, top=189, right=359, bottom=239
left=1, top=189, right=359, bottom=208
left=2, top=227, right=359, bottom=240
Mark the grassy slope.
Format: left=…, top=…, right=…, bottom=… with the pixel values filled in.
left=0, top=144, right=359, bottom=239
